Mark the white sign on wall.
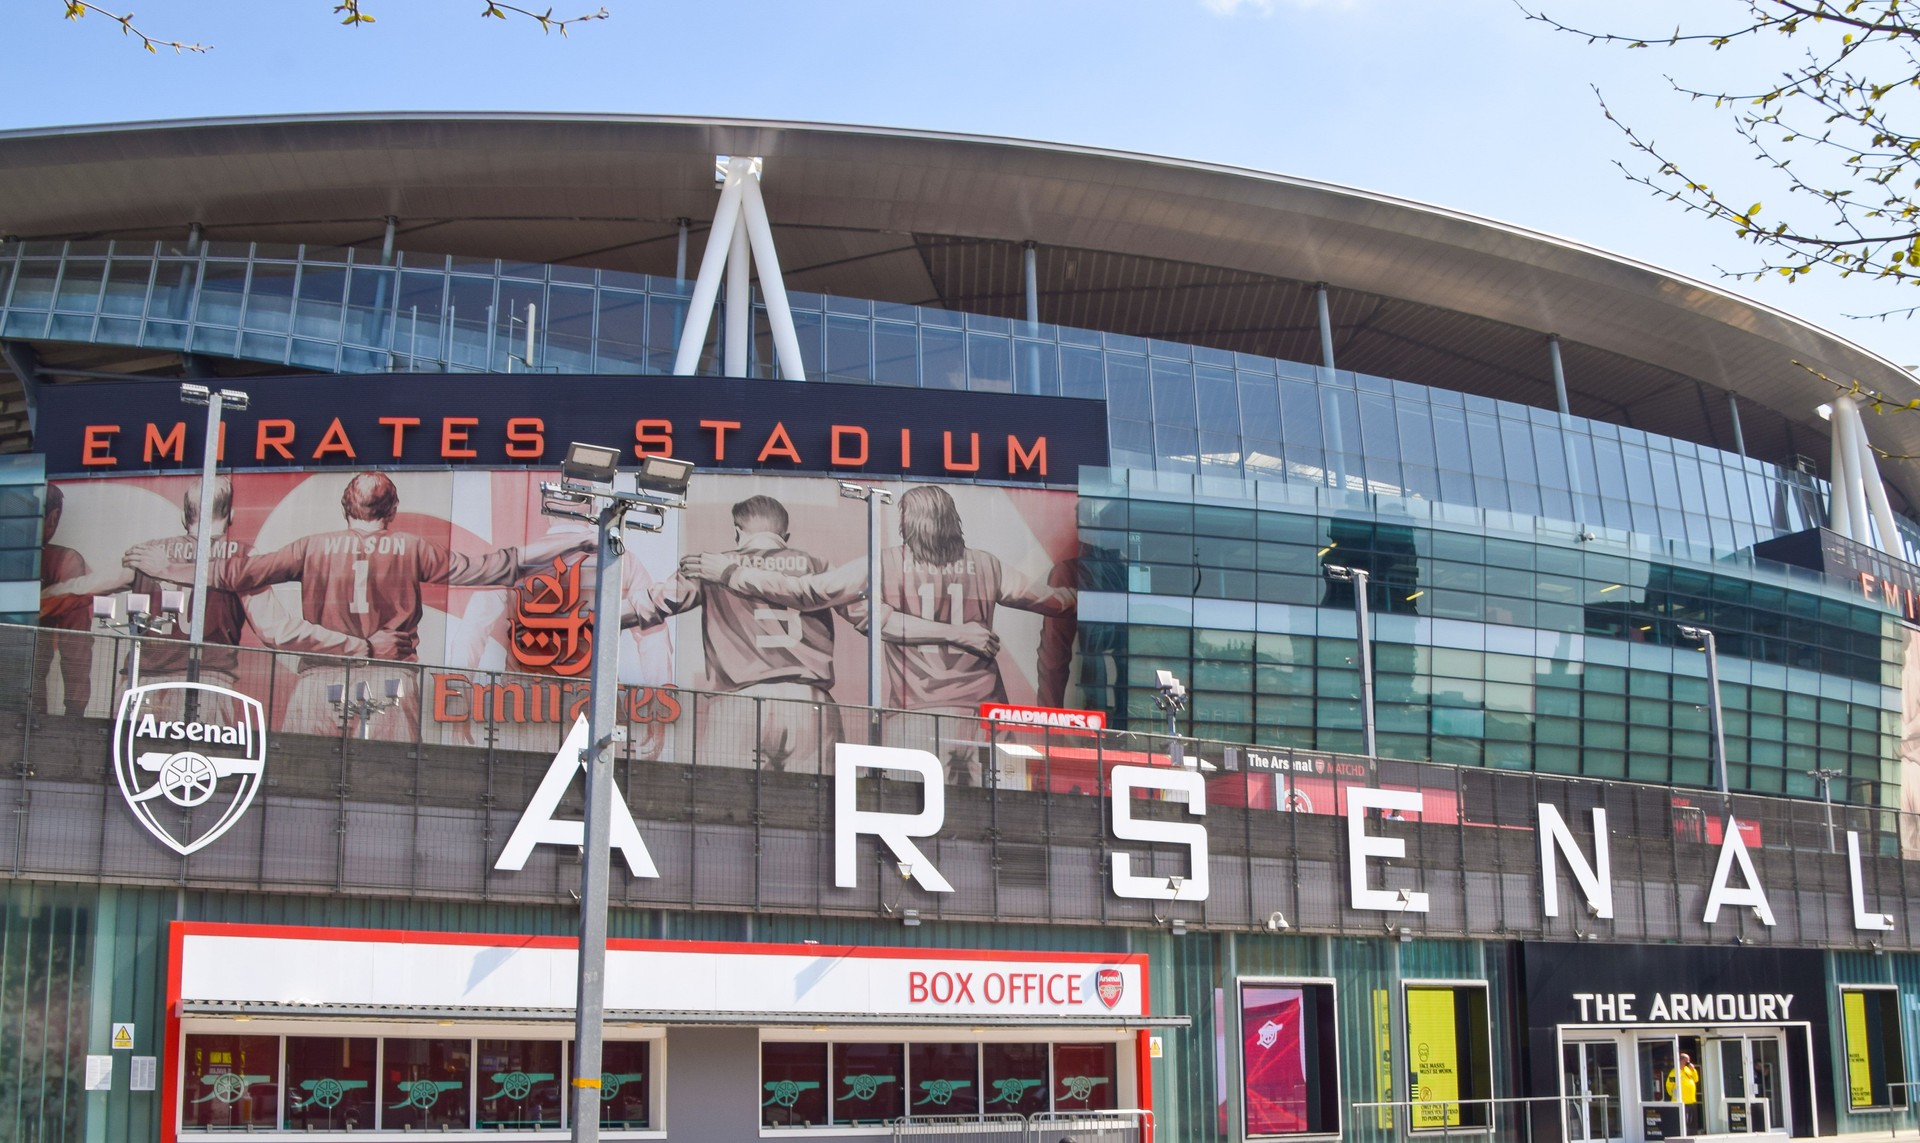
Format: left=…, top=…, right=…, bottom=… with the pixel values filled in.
left=177, top=929, right=1148, bottom=1020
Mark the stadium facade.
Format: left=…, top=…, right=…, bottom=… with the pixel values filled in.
left=1, top=115, right=1919, bottom=1143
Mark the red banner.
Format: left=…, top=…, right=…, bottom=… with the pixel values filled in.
left=1242, top=986, right=1307, bottom=1136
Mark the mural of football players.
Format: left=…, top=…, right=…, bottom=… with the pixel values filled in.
left=36, top=483, right=96, bottom=716
left=679, top=484, right=1074, bottom=782
left=632, top=494, right=999, bottom=771
left=45, top=477, right=408, bottom=723
left=125, top=471, right=590, bottom=740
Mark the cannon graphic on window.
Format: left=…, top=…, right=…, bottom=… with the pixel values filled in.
left=390, top=1079, right=464, bottom=1110
left=599, top=1073, right=646, bottom=1102
left=838, top=1074, right=897, bottom=1101
left=1059, top=1076, right=1109, bottom=1102
left=193, top=1073, right=270, bottom=1104
left=915, top=1078, right=973, bottom=1106
left=483, top=1071, right=555, bottom=1101
left=762, top=1079, right=821, bottom=1108
left=987, top=1078, right=1044, bottom=1106
left=291, top=1077, right=369, bottom=1110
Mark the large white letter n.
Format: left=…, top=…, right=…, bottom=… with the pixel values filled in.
left=834, top=743, right=953, bottom=892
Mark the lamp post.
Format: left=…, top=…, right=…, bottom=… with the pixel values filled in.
left=1808, top=767, right=1845, bottom=854
left=838, top=482, right=894, bottom=713
left=326, top=678, right=406, bottom=740
left=178, top=384, right=248, bottom=651
left=1678, top=625, right=1731, bottom=820
left=93, top=590, right=185, bottom=696
left=541, top=444, right=694, bottom=1143
left=1154, top=669, right=1188, bottom=768
left=1325, top=564, right=1376, bottom=759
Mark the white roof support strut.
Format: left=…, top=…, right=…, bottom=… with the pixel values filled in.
left=1828, top=395, right=1904, bottom=557
left=671, top=156, right=806, bottom=382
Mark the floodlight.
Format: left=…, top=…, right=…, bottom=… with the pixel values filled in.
left=560, top=442, right=622, bottom=485
left=217, top=389, right=249, bottom=411
left=1170, top=919, right=1187, bottom=936
left=354, top=681, right=371, bottom=703
left=384, top=677, right=404, bottom=700
left=901, top=909, right=921, bottom=928
left=123, top=592, right=150, bottom=618
left=325, top=683, right=345, bottom=704
left=158, top=590, right=186, bottom=616
left=91, top=596, right=118, bottom=621
left=1166, top=874, right=1186, bottom=894
left=897, top=861, right=915, bottom=881
left=1677, top=625, right=1707, bottom=643
left=840, top=482, right=866, bottom=500
left=1324, top=563, right=1357, bottom=582
left=179, top=383, right=211, bottom=405
left=634, top=454, right=695, bottom=497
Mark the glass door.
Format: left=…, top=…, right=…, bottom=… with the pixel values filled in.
left=1562, top=1041, right=1623, bottom=1143
left=1636, top=1034, right=1701, bottom=1140
left=1705, top=1034, right=1786, bottom=1134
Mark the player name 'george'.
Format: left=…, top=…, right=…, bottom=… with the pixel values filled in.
left=130, top=714, right=252, bottom=748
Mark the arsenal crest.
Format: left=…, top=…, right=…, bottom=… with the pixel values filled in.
left=1094, top=968, right=1125, bottom=1010
left=113, top=681, right=268, bottom=856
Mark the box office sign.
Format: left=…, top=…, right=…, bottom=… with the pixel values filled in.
left=38, top=374, right=1108, bottom=483
left=173, top=926, right=1149, bottom=1020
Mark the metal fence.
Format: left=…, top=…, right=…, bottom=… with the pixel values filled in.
left=3, top=622, right=1917, bottom=946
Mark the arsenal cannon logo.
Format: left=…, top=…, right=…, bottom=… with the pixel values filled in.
left=113, top=681, right=268, bottom=856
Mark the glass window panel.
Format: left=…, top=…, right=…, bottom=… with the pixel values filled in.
left=495, top=280, right=544, bottom=371
left=1240, top=379, right=1282, bottom=440
left=909, top=1043, right=979, bottom=1117
left=645, top=294, right=687, bottom=373
left=446, top=275, right=496, bottom=370
left=286, top=1035, right=377, bottom=1131
left=600, top=1041, right=653, bottom=1127
left=1015, top=339, right=1057, bottom=395
left=1061, top=345, right=1106, bottom=399
left=922, top=325, right=966, bottom=390
left=342, top=266, right=396, bottom=350
left=834, top=1042, right=905, bottom=1124
left=1501, top=418, right=1537, bottom=484
left=187, top=260, right=248, bottom=327
left=7, top=260, right=59, bottom=309
left=183, top=1033, right=279, bottom=1130
left=52, top=260, right=104, bottom=312
left=594, top=289, right=647, bottom=372
left=875, top=321, right=919, bottom=386
left=1156, top=426, right=1200, bottom=474
left=1053, top=1044, right=1118, bottom=1112
left=983, top=1043, right=1049, bottom=1115
left=382, top=1037, right=472, bottom=1130
left=236, top=260, right=293, bottom=333
left=762, top=1042, right=829, bottom=1127
left=476, top=1039, right=562, bottom=1128
left=1532, top=424, right=1569, bottom=489
left=1358, top=392, right=1400, bottom=462
left=1151, top=359, right=1197, bottom=427
left=1398, top=402, right=1437, bottom=468
left=1466, top=412, right=1505, bottom=479
left=544, top=284, right=596, bottom=374
left=967, top=332, right=1013, bottom=392
left=291, top=263, right=346, bottom=340
left=1280, top=379, right=1323, bottom=448
left=1198, top=368, right=1241, bottom=433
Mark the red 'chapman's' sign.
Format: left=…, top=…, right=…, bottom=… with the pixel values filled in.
left=979, top=702, right=1107, bottom=731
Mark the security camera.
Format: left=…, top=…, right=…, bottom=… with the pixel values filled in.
left=1265, top=911, right=1291, bottom=932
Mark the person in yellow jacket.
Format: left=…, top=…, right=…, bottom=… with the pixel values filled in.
left=1667, top=1053, right=1702, bottom=1133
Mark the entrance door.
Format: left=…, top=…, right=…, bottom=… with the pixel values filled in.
left=1563, top=1042, right=1624, bottom=1143
left=1704, top=1034, right=1787, bottom=1135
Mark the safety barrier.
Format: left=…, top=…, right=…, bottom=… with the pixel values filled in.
left=888, top=1110, right=1150, bottom=1143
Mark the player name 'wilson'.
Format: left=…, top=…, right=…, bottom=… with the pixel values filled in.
left=130, top=714, right=252, bottom=748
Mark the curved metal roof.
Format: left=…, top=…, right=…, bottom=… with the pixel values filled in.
left=0, top=112, right=1914, bottom=499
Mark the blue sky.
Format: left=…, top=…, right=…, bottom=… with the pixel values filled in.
left=10, top=0, right=1918, bottom=374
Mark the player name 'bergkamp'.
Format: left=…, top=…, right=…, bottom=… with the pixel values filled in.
left=130, top=714, right=253, bottom=749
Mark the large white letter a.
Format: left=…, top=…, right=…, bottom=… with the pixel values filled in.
left=494, top=715, right=658, bottom=876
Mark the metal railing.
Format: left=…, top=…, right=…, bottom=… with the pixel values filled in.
left=5, top=620, right=1920, bottom=944
left=886, top=1110, right=1149, bottom=1143
left=1350, top=1094, right=1613, bottom=1143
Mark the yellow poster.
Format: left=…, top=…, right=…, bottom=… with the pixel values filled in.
left=1406, top=988, right=1461, bottom=1129
left=1373, top=990, right=1393, bottom=1129
left=1843, top=991, right=1875, bottom=1108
